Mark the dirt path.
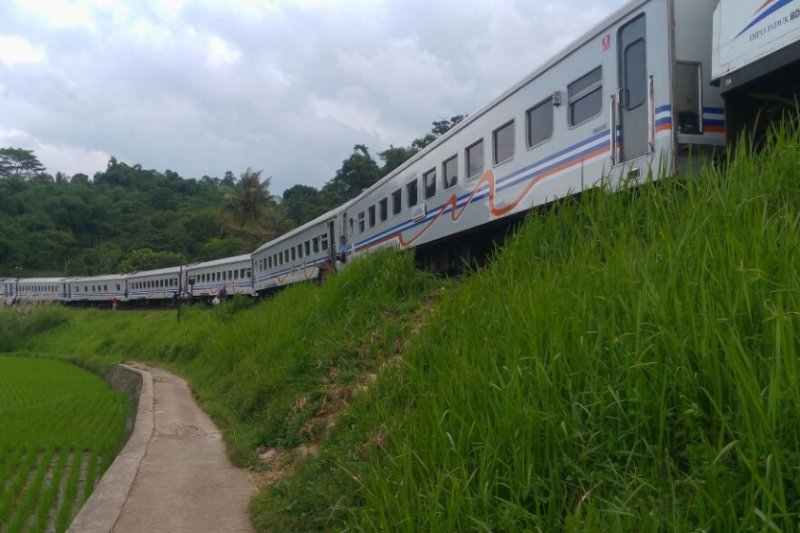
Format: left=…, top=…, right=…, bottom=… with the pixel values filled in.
left=111, top=364, right=256, bottom=533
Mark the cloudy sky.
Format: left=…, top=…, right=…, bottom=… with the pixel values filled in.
left=0, top=0, right=623, bottom=194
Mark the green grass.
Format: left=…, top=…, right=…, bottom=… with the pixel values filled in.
left=0, top=356, right=129, bottom=533
left=3, top=122, right=800, bottom=531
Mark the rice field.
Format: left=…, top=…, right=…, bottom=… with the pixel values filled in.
left=0, top=355, right=129, bottom=533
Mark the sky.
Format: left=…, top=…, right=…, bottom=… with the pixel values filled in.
left=0, top=0, right=623, bottom=195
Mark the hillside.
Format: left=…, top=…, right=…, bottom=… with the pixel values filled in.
left=2, top=121, right=799, bottom=531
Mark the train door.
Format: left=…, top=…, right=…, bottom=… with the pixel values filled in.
left=618, top=14, right=649, bottom=162
left=327, top=220, right=336, bottom=260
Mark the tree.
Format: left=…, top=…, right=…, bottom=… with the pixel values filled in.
left=378, top=145, right=418, bottom=176
left=117, top=248, right=187, bottom=273
left=322, top=145, right=382, bottom=206
left=0, top=148, right=46, bottom=179
left=281, top=184, right=326, bottom=226
left=222, top=169, right=276, bottom=227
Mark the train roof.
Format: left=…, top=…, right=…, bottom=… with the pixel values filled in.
left=68, top=274, right=126, bottom=283
left=347, top=0, right=650, bottom=205
left=184, top=254, right=252, bottom=270
left=17, top=277, right=67, bottom=283
left=123, top=266, right=183, bottom=278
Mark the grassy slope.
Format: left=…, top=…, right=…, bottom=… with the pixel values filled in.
left=2, top=124, right=800, bottom=531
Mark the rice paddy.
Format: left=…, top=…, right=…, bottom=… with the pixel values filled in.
left=0, top=356, right=129, bottom=533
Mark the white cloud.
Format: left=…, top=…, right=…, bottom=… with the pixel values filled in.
left=0, top=36, right=46, bottom=67
left=206, top=35, right=241, bottom=67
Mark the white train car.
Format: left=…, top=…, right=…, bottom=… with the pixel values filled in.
left=67, top=274, right=127, bottom=303
left=125, top=266, right=182, bottom=301
left=338, top=0, right=724, bottom=266
left=711, top=0, right=800, bottom=139
left=252, top=209, right=341, bottom=291
left=15, top=278, right=67, bottom=303
left=184, top=254, right=253, bottom=298
left=0, top=278, right=13, bottom=305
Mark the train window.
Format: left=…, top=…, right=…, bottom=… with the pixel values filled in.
left=234, top=270, right=239, bottom=280
left=313, top=237, right=320, bottom=253
left=379, top=198, right=388, bottom=221
left=285, top=250, right=290, bottom=263
left=527, top=97, right=554, bottom=147
left=358, top=211, right=365, bottom=233
left=297, top=244, right=303, bottom=258
left=348, top=218, right=354, bottom=235
left=625, top=40, right=646, bottom=110
left=493, top=121, right=515, bottom=165
left=368, top=205, right=376, bottom=227
left=466, top=139, right=484, bottom=179
left=104, top=285, right=108, bottom=291
left=267, top=257, right=271, bottom=269
left=305, top=241, right=311, bottom=256
left=228, top=270, right=234, bottom=280
left=675, top=61, right=702, bottom=134
left=392, top=188, right=402, bottom=215
left=246, top=269, right=251, bottom=278
left=321, top=234, right=329, bottom=251
left=443, top=156, right=458, bottom=189
left=406, top=179, right=418, bottom=208
left=424, top=168, right=436, bottom=198
left=568, top=66, right=603, bottom=126
left=291, top=247, right=296, bottom=261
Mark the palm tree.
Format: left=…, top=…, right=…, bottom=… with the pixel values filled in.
left=221, top=168, right=293, bottom=247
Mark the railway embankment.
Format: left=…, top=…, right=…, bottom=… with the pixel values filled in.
left=3, top=121, right=800, bottom=531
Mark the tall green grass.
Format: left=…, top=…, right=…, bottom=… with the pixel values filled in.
left=333, top=124, right=800, bottom=531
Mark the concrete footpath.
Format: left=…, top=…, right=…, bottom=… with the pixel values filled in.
left=69, top=363, right=256, bottom=533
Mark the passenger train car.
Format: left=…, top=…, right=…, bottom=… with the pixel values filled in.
left=68, top=275, right=127, bottom=303
left=252, top=210, right=341, bottom=292
left=125, top=267, right=183, bottom=302
left=15, top=278, right=68, bottom=303
left=184, top=255, right=253, bottom=298
left=2, top=0, right=798, bottom=306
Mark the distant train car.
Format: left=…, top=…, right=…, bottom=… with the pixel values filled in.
left=67, top=275, right=127, bottom=303
left=15, top=278, right=67, bottom=303
left=184, top=255, right=253, bottom=299
left=338, top=0, right=724, bottom=269
left=252, top=209, right=341, bottom=291
left=0, top=278, right=12, bottom=305
left=711, top=0, right=800, bottom=140
left=125, top=267, right=182, bottom=302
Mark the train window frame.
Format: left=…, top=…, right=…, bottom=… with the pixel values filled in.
left=493, top=120, right=515, bottom=166
left=406, top=179, right=418, bottom=208
left=291, top=248, right=296, bottom=261
left=526, top=96, right=554, bottom=148
left=466, top=139, right=484, bottom=180
left=379, top=197, right=388, bottom=222
left=391, top=188, right=402, bottom=216
left=313, top=237, right=320, bottom=253
left=321, top=234, right=329, bottom=251
left=358, top=211, right=366, bottom=233
left=567, top=66, right=603, bottom=127
left=368, top=205, right=376, bottom=227
left=424, top=167, right=437, bottom=198
left=443, top=155, right=458, bottom=189
left=305, top=241, right=311, bottom=256
left=297, top=244, right=303, bottom=258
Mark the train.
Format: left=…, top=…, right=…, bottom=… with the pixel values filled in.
left=2, top=0, right=798, bottom=306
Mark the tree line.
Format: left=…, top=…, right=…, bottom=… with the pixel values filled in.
left=0, top=116, right=464, bottom=277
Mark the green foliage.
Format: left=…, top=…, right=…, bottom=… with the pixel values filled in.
left=0, top=148, right=46, bottom=179
left=117, top=248, right=187, bottom=273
